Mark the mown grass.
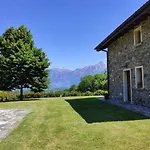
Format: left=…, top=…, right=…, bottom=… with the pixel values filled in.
left=0, top=97, right=150, bottom=150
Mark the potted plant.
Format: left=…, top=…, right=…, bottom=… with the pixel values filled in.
left=104, top=94, right=109, bottom=100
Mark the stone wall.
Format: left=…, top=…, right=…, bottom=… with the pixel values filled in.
left=108, top=16, right=150, bottom=106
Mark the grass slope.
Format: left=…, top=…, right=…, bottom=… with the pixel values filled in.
left=0, top=97, right=150, bottom=150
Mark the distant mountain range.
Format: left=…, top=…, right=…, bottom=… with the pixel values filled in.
left=49, top=61, right=106, bottom=90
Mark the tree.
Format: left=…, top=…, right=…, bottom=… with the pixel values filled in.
left=69, top=84, right=78, bottom=91
left=26, top=47, right=50, bottom=93
left=0, top=25, right=50, bottom=100
left=93, top=73, right=108, bottom=90
left=77, top=73, right=108, bottom=92
left=78, top=75, right=94, bottom=92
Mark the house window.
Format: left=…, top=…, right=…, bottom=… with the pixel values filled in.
left=135, top=66, right=144, bottom=89
left=134, top=26, right=142, bottom=46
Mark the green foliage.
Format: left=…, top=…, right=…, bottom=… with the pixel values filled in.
left=69, top=85, right=78, bottom=92
left=70, top=91, right=81, bottom=96
left=77, top=75, right=93, bottom=92
left=0, top=89, right=107, bottom=102
left=94, top=90, right=108, bottom=96
left=22, top=90, right=81, bottom=99
left=23, top=92, right=44, bottom=98
left=83, top=91, right=94, bottom=96
left=0, top=72, right=108, bottom=102
left=78, top=72, right=108, bottom=92
left=0, top=91, right=18, bottom=102
left=0, top=25, right=50, bottom=99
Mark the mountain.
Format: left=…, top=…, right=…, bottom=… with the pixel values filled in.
left=49, top=62, right=106, bottom=90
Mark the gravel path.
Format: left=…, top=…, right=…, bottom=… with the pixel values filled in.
left=0, top=109, right=29, bottom=140
left=98, top=98, right=150, bottom=117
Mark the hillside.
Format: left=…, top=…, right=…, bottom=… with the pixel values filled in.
left=49, top=61, right=106, bottom=90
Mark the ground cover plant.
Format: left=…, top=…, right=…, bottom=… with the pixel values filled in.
left=0, top=97, right=150, bottom=150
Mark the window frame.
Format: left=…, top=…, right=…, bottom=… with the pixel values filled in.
left=135, top=66, right=144, bottom=89
left=134, top=26, right=142, bottom=46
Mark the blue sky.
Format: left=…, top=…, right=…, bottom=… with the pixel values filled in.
left=0, top=0, right=148, bottom=70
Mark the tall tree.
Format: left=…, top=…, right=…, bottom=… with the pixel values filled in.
left=0, top=25, right=50, bottom=99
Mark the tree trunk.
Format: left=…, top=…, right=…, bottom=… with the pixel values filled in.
left=20, top=85, right=23, bottom=100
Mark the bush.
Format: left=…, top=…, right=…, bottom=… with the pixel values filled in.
left=43, top=92, right=55, bottom=97
left=94, top=90, right=108, bottom=96
left=0, top=89, right=106, bottom=102
left=23, top=92, right=45, bottom=98
left=0, top=91, right=18, bottom=102
left=41, top=90, right=82, bottom=98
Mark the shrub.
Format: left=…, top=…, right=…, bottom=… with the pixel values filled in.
left=94, top=90, right=108, bottom=96
left=23, top=92, right=45, bottom=98
left=0, top=89, right=106, bottom=102
left=0, top=91, right=18, bottom=102
left=83, top=91, right=93, bottom=96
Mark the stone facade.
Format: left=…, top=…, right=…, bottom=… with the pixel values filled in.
left=108, top=16, right=150, bottom=106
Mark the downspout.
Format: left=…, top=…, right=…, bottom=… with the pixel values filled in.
left=101, top=49, right=109, bottom=98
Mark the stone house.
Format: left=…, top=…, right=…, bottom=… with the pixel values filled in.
left=95, top=1, right=150, bottom=106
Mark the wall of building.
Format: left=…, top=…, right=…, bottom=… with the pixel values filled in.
left=108, top=16, right=150, bottom=106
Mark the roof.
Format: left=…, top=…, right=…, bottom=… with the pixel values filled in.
left=95, top=1, right=150, bottom=51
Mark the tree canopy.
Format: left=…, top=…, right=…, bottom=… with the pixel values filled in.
left=0, top=25, right=50, bottom=99
left=77, top=72, right=108, bottom=92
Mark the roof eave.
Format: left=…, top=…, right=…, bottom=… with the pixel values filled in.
left=95, top=2, right=150, bottom=52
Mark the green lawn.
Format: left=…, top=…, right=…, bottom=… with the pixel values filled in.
left=0, top=97, right=150, bottom=150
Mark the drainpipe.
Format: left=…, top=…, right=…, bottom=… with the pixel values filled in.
left=101, top=49, right=109, bottom=98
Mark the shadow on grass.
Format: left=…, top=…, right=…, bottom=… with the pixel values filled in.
left=65, top=98, right=150, bottom=123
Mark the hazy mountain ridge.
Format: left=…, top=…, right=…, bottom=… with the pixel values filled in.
left=49, top=62, right=106, bottom=90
